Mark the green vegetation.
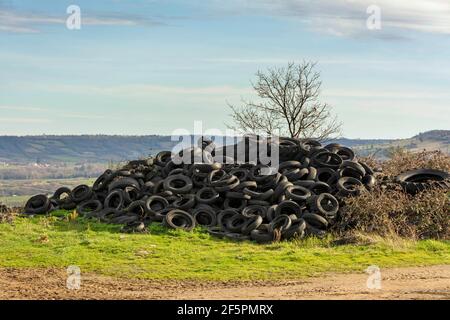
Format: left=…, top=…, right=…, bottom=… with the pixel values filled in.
left=0, top=211, right=448, bottom=281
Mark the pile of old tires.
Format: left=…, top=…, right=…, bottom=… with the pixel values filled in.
left=23, top=137, right=380, bottom=243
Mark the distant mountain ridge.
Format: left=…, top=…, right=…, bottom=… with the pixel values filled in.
left=0, top=130, right=448, bottom=164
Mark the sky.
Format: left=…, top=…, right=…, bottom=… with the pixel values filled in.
left=0, top=0, right=449, bottom=139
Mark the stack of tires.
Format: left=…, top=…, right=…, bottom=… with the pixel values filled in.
left=22, top=136, right=447, bottom=243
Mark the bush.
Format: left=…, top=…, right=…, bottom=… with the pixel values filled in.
left=335, top=150, right=450, bottom=240
left=336, top=188, right=449, bottom=240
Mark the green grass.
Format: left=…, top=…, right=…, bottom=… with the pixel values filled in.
left=0, top=211, right=448, bottom=281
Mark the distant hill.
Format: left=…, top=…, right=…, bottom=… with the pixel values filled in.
left=0, top=130, right=448, bottom=164
left=351, top=130, right=450, bottom=159
left=0, top=135, right=175, bottom=164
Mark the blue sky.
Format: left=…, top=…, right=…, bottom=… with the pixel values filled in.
left=0, top=0, right=449, bottom=138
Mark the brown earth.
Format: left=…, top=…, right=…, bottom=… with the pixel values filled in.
left=0, top=265, right=449, bottom=300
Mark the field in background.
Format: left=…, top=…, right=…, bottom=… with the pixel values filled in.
left=0, top=211, right=448, bottom=281
left=0, top=178, right=96, bottom=206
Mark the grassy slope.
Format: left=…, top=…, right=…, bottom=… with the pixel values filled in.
left=0, top=211, right=448, bottom=281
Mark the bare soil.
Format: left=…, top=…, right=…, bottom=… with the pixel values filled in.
left=1, top=265, right=449, bottom=300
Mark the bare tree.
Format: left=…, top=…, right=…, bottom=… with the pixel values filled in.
left=227, top=61, right=342, bottom=141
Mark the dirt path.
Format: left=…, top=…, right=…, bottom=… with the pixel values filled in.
left=0, top=265, right=449, bottom=300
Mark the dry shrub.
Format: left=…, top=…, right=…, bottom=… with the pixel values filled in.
left=381, top=149, right=450, bottom=177
left=0, top=202, right=15, bottom=224
left=335, top=150, right=450, bottom=240
left=336, top=188, right=449, bottom=240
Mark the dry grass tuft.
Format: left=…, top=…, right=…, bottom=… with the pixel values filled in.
left=0, top=202, right=16, bottom=224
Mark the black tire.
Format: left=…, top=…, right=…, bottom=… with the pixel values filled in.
left=285, top=185, right=311, bottom=202
left=242, top=205, right=267, bottom=218
left=195, top=187, right=219, bottom=204
left=163, top=175, right=193, bottom=194
left=61, top=201, right=76, bottom=210
left=308, top=193, right=339, bottom=219
left=272, top=180, right=293, bottom=201
left=52, top=187, right=71, bottom=205
left=108, top=177, right=140, bottom=193
left=225, top=214, right=248, bottom=232
left=250, top=229, right=280, bottom=244
left=172, top=194, right=196, bottom=210
left=308, top=181, right=332, bottom=195
left=340, top=160, right=366, bottom=178
left=241, top=215, right=263, bottom=235
left=293, top=180, right=316, bottom=188
left=302, top=213, right=328, bottom=229
left=217, top=209, right=239, bottom=229
left=395, top=169, right=450, bottom=195
left=243, top=188, right=274, bottom=201
left=362, top=175, right=376, bottom=191
left=193, top=207, right=217, bottom=227
left=336, top=177, right=364, bottom=196
left=145, top=196, right=169, bottom=214
left=126, top=200, right=147, bottom=217
left=233, top=180, right=257, bottom=191
left=334, top=146, right=355, bottom=161
left=24, top=194, right=51, bottom=215
left=229, top=168, right=249, bottom=182
left=77, top=200, right=103, bottom=216
left=359, top=161, right=374, bottom=175
left=275, top=200, right=302, bottom=218
left=282, top=218, right=306, bottom=240
left=223, top=197, right=248, bottom=211
left=93, top=170, right=113, bottom=192
left=71, top=185, right=93, bottom=203
left=164, top=209, right=196, bottom=231
left=98, top=208, right=124, bottom=223
left=316, top=168, right=338, bottom=185
left=214, top=176, right=240, bottom=192
left=269, top=214, right=292, bottom=232
left=104, top=189, right=125, bottom=210
left=311, top=151, right=343, bottom=169
left=155, top=151, right=172, bottom=167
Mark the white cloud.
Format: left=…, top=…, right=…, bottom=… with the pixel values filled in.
left=31, top=83, right=252, bottom=97
left=0, top=105, right=45, bottom=111
left=206, top=0, right=450, bottom=37
left=0, top=117, right=50, bottom=123
left=322, top=88, right=450, bottom=100
left=0, top=9, right=159, bottom=33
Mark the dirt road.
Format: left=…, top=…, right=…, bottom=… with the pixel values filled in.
left=1, top=265, right=449, bottom=300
